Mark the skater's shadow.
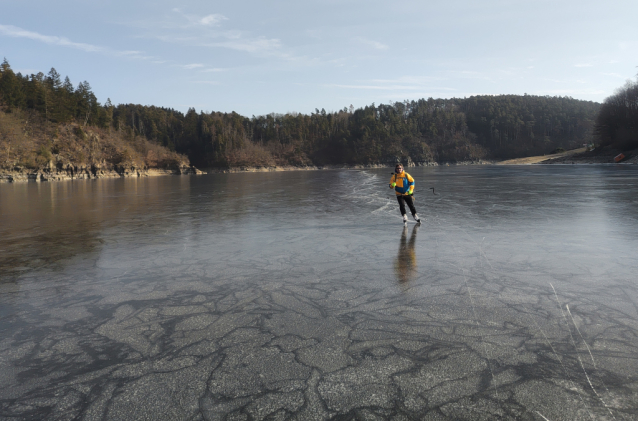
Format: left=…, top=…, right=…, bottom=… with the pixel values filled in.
left=394, top=224, right=419, bottom=290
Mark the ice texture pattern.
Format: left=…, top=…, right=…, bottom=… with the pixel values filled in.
left=1, top=166, right=638, bottom=420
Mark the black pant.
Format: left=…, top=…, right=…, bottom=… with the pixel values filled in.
left=397, top=195, right=417, bottom=216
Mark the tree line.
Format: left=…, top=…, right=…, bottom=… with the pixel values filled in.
left=0, top=59, right=184, bottom=172
left=594, top=77, right=638, bottom=150
left=1, top=58, right=608, bottom=170
left=0, top=59, right=113, bottom=128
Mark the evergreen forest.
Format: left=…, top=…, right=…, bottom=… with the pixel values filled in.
left=1, top=58, right=619, bottom=172
left=594, top=78, right=638, bottom=151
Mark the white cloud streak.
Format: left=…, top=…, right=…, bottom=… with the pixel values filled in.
left=327, top=76, right=452, bottom=92
left=329, top=84, right=421, bottom=91
left=202, top=37, right=284, bottom=55
left=0, top=23, right=218, bottom=73
left=170, top=9, right=228, bottom=28
left=353, top=37, right=388, bottom=50
left=0, top=23, right=159, bottom=61
left=0, top=24, right=104, bottom=52
left=125, top=9, right=299, bottom=61
left=200, top=14, right=227, bottom=26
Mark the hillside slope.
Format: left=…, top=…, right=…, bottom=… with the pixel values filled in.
left=0, top=109, right=195, bottom=182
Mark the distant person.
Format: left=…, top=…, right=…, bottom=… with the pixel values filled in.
left=389, top=163, right=420, bottom=224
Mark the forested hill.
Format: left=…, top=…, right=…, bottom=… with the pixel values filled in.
left=1, top=58, right=601, bottom=170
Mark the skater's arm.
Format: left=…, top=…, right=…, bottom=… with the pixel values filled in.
left=389, top=175, right=396, bottom=188
left=407, top=174, right=415, bottom=194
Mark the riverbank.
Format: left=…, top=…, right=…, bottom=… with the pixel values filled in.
left=203, top=159, right=494, bottom=173
left=0, top=165, right=204, bottom=183
left=497, top=148, right=587, bottom=165
left=0, top=159, right=493, bottom=181
left=541, top=145, right=638, bottom=164
left=498, top=146, right=638, bottom=165
left=7, top=149, right=637, bottom=182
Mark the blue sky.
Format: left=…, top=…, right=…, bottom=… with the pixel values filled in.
left=1, top=0, right=636, bottom=116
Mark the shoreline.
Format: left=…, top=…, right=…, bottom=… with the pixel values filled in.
left=499, top=146, right=638, bottom=165
left=0, top=160, right=495, bottom=182
left=0, top=166, right=204, bottom=183
left=6, top=152, right=637, bottom=183
left=201, top=160, right=494, bottom=174
left=497, top=147, right=587, bottom=165
left=539, top=147, right=638, bottom=164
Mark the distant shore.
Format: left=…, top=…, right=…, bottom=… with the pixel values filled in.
left=5, top=149, right=637, bottom=184
left=202, top=160, right=494, bottom=174
left=541, top=147, right=638, bottom=164
left=498, top=146, right=638, bottom=165
left=497, top=147, right=587, bottom=165
left=1, top=160, right=497, bottom=182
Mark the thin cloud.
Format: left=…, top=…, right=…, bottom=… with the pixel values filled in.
left=0, top=24, right=156, bottom=61
left=328, top=84, right=455, bottom=91
left=159, top=32, right=284, bottom=58
left=354, top=36, right=389, bottom=50
left=200, top=14, right=227, bottom=26
left=200, top=37, right=290, bottom=59
left=207, top=37, right=282, bottom=53
left=0, top=23, right=223, bottom=74
left=370, top=76, right=446, bottom=84
left=574, top=63, right=593, bottom=67
left=118, top=50, right=155, bottom=60
left=124, top=9, right=313, bottom=62
left=121, top=9, right=325, bottom=65
left=329, top=84, right=406, bottom=90
left=171, top=9, right=228, bottom=28
left=0, top=24, right=104, bottom=53
left=327, top=75, right=450, bottom=92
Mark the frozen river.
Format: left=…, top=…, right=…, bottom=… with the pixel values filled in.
left=1, top=166, right=637, bottom=420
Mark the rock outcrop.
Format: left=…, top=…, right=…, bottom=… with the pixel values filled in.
left=0, top=164, right=204, bottom=183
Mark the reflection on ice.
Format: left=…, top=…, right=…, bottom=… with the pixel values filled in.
left=394, top=224, right=419, bottom=289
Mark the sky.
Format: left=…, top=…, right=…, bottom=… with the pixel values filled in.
left=1, top=0, right=637, bottom=116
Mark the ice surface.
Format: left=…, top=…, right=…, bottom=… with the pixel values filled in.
left=1, top=166, right=638, bottom=420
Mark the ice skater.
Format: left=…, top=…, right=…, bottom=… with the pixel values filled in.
left=389, top=163, right=421, bottom=224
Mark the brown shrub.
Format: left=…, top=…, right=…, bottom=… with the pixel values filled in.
left=226, top=141, right=276, bottom=167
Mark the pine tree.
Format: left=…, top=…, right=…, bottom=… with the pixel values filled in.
left=0, top=58, right=25, bottom=110
left=75, top=81, right=98, bottom=126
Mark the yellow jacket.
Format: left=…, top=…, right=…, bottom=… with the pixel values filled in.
left=389, top=172, right=415, bottom=196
